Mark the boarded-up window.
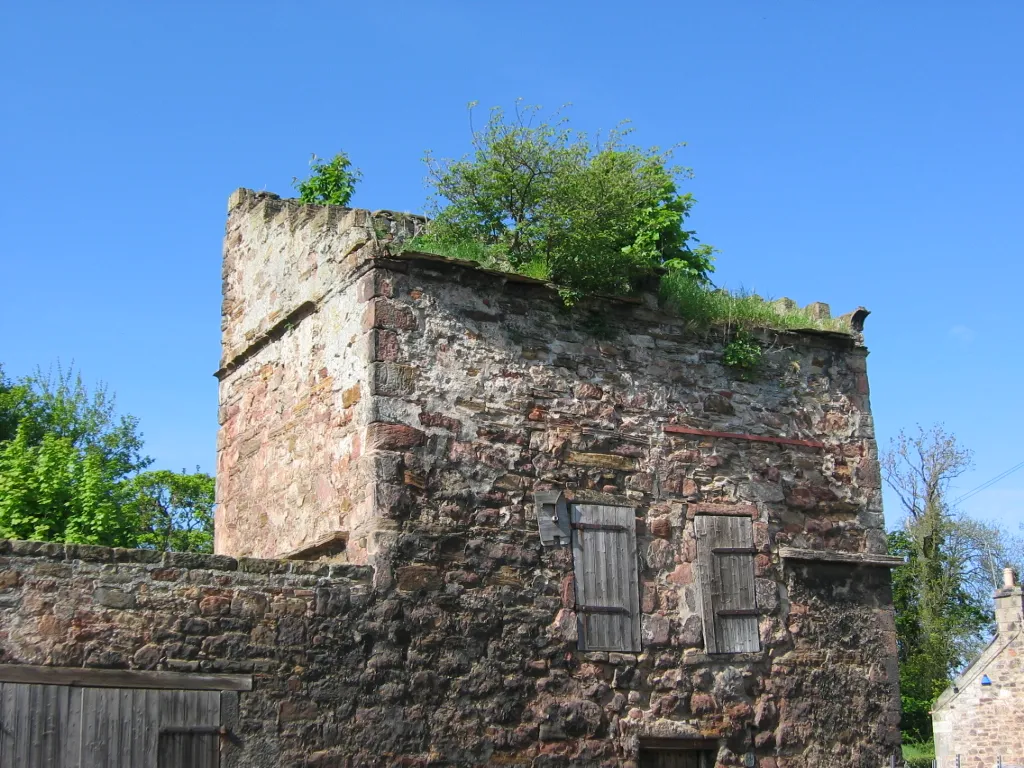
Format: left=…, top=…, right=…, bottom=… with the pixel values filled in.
left=694, top=515, right=760, bottom=653
left=639, top=749, right=715, bottom=768
left=571, top=504, right=641, bottom=652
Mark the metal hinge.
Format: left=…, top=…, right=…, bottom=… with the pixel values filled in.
left=577, top=604, right=631, bottom=616
left=571, top=522, right=629, bottom=532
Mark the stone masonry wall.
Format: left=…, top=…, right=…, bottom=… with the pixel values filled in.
left=932, top=581, right=1024, bottom=768
left=0, top=540, right=896, bottom=767
left=216, top=192, right=423, bottom=559
left=209, top=190, right=902, bottom=766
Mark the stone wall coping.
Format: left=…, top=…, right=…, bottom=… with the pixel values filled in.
left=780, top=546, right=905, bottom=568
left=0, top=539, right=373, bottom=581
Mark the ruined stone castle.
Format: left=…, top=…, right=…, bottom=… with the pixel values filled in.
left=0, top=189, right=902, bottom=767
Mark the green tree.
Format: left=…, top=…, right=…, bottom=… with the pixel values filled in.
left=0, top=365, right=28, bottom=444
left=422, top=102, right=714, bottom=298
left=0, top=367, right=149, bottom=545
left=884, top=425, right=1023, bottom=742
left=293, top=151, right=361, bottom=206
left=125, top=469, right=215, bottom=553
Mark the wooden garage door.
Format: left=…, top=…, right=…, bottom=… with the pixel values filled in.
left=0, top=683, right=220, bottom=767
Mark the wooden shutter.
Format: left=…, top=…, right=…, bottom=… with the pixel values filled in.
left=571, top=504, right=641, bottom=652
left=694, top=515, right=760, bottom=653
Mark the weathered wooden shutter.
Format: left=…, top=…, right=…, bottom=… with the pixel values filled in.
left=571, top=504, right=641, bottom=652
left=694, top=515, right=760, bottom=653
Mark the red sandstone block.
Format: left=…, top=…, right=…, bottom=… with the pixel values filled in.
left=560, top=574, right=576, bottom=608
left=667, top=563, right=693, bottom=585
left=649, top=518, right=671, bottom=538
left=371, top=330, right=400, bottom=362
left=690, top=692, right=716, bottom=713
left=419, top=411, right=462, bottom=434
left=366, top=423, right=426, bottom=451
left=362, top=298, right=416, bottom=332
left=357, top=270, right=394, bottom=302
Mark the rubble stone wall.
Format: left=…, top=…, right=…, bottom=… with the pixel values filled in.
left=0, top=538, right=897, bottom=767
left=197, top=189, right=902, bottom=765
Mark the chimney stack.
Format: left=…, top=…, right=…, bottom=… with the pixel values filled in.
left=994, top=568, right=1023, bottom=636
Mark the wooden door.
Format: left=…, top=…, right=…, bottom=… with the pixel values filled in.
left=0, top=682, right=77, bottom=767
left=0, top=683, right=220, bottom=767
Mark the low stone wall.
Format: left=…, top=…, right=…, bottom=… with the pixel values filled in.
left=0, top=534, right=898, bottom=767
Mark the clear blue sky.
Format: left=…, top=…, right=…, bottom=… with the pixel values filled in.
left=2, top=2, right=1021, bottom=533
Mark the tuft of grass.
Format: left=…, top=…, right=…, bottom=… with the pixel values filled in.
left=399, top=235, right=551, bottom=281
left=517, top=256, right=551, bottom=281
left=902, top=740, right=935, bottom=768
left=398, top=235, right=502, bottom=269
left=659, top=271, right=851, bottom=334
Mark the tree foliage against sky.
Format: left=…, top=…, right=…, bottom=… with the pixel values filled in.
left=0, top=365, right=214, bottom=551
left=884, top=424, right=1023, bottom=742
left=421, top=102, right=715, bottom=299
left=293, top=152, right=361, bottom=206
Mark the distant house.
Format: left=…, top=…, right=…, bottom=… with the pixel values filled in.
left=933, top=568, right=1024, bottom=768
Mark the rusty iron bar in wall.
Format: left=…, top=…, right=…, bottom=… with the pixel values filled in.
left=662, top=424, right=826, bottom=450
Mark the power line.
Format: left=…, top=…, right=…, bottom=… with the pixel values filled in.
left=953, top=459, right=1024, bottom=505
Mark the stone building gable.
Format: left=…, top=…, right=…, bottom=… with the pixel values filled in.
left=933, top=569, right=1024, bottom=768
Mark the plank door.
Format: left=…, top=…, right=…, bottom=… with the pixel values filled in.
left=0, top=683, right=221, bottom=767
left=571, top=504, right=641, bottom=652
left=694, top=515, right=760, bottom=653
left=156, top=690, right=221, bottom=768
left=0, top=682, right=77, bottom=767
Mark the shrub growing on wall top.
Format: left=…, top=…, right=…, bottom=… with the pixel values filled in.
left=421, top=102, right=714, bottom=298
left=293, top=151, right=361, bottom=206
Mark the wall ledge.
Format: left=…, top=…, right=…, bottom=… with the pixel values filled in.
left=780, top=547, right=904, bottom=568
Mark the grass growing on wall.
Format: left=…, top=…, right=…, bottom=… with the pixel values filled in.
left=659, top=271, right=851, bottom=333
left=398, top=236, right=850, bottom=334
